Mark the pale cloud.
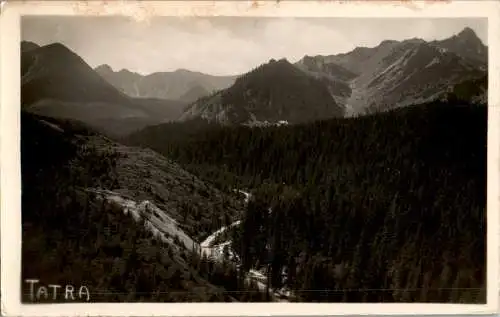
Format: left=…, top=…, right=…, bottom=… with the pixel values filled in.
left=21, top=16, right=487, bottom=76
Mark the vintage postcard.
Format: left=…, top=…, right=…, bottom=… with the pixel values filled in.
left=1, top=0, right=499, bottom=316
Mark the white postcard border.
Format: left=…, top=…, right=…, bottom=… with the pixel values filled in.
left=1, top=1, right=499, bottom=316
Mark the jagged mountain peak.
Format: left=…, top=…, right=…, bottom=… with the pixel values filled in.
left=29, top=42, right=92, bottom=69
left=95, top=64, right=114, bottom=73
left=42, top=42, right=75, bottom=55
left=350, top=46, right=371, bottom=55
left=240, top=57, right=301, bottom=80
left=117, top=68, right=140, bottom=76
left=268, top=57, right=290, bottom=64
left=402, top=38, right=426, bottom=45
left=21, top=41, right=40, bottom=52
left=447, top=27, right=483, bottom=46
left=457, top=26, right=480, bottom=40
left=446, top=27, right=485, bottom=48
left=174, top=68, right=192, bottom=73
left=430, top=26, right=487, bottom=65
left=174, top=68, right=203, bottom=76
left=379, top=39, right=400, bottom=47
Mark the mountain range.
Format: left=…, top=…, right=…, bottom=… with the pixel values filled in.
left=20, top=26, right=487, bottom=303
left=294, top=26, right=487, bottom=115
left=171, top=26, right=488, bottom=124
left=21, top=27, right=487, bottom=133
left=94, top=64, right=237, bottom=103
left=21, top=41, right=188, bottom=137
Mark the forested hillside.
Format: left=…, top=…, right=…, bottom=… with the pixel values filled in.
left=126, top=100, right=487, bottom=302
left=180, top=58, right=343, bottom=125
left=21, top=112, right=267, bottom=302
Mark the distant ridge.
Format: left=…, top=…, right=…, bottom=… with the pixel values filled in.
left=21, top=42, right=187, bottom=137
left=95, top=64, right=238, bottom=101
left=21, top=26, right=487, bottom=133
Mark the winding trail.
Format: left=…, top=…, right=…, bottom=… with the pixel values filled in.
left=88, top=187, right=285, bottom=298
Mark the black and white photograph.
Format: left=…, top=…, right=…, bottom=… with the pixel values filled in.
left=1, top=0, right=499, bottom=314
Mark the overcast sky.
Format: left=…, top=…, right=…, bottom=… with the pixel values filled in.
left=22, top=17, right=487, bottom=76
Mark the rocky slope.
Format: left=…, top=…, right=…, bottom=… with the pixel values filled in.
left=295, top=27, right=487, bottom=115
left=295, top=55, right=357, bottom=106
